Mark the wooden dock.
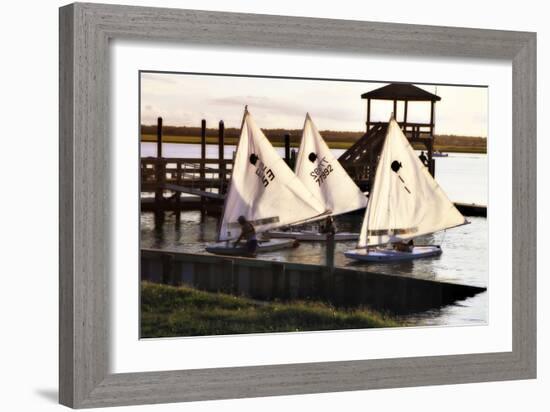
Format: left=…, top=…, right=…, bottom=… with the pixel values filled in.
left=141, top=116, right=487, bottom=220
left=140, top=156, right=231, bottom=217
left=455, top=202, right=487, bottom=217
left=141, top=157, right=232, bottom=196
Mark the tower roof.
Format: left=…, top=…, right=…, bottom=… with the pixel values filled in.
left=361, top=83, right=441, bottom=102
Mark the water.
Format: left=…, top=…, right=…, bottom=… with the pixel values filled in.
left=142, top=142, right=488, bottom=205
left=141, top=142, right=488, bottom=326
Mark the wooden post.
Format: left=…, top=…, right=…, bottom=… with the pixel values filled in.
left=156, top=116, right=163, bottom=158
left=393, top=100, right=397, bottom=119
left=323, top=231, right=336, bottom=300
left=218, top=120, right=225, bottom=194
left=284, top=133, right=290, bottom=165
left=175, top=162, right=181, bottom=226
left=427, top=137, right=435, bottom=177
left=404, top=100, right=408, bottom=125
left=366, top=98, right=371, bottom=131
left=200, top=119, right=206, bottom=164
left=154, top=117, right=164, bottom=226
left=430, top=101, right=435, bottom=135
left=200, top=119, right=206, bottom=218
left=429, top=101, right=435, bottom=177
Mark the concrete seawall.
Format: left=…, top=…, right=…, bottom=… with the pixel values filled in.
left=141, top=249, right=486, bottom=314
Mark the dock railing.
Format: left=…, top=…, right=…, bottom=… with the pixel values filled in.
left=141, top=157, right=234, bottom=198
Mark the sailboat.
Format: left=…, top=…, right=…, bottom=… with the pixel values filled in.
left=268, top=113, right=368, bottom=241
left=206, top=108, right=328, bottom=256
left=345, top=117, right=468, bottom=262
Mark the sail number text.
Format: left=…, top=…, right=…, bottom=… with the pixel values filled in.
left=255, top=162, right=275, bottom=187
left=310, top=156, right=333, bottom=186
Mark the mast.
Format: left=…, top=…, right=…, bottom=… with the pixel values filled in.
left=218, top=109, right=327, bottom=241
left=358, top=117, right=467, bottom=248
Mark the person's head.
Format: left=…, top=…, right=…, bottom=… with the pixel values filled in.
left=237, top=215, right=247, bottom=225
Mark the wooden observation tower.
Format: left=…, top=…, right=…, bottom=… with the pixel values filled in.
left=339, top=83, right=441, bottom=191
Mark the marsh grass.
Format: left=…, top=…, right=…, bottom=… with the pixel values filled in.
left=140, top=282, right=404, bottom=338
left=141, top=134, right=486, bottom=153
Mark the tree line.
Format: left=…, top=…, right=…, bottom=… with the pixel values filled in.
left=140, top=124, right=364, bottom=143
left=140, top=124, right=486, bottom=147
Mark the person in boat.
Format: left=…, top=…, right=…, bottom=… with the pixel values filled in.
left=233, top=215, right=258, bottom=255
left=320, top=216, right=336, bottom=237
left=419, top=151, right=428, bottom=167
left=394, top=239, right=414, bottom=253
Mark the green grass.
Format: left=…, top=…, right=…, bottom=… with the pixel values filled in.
left=141, top=134, right=486, bottom=153
left=141, top=134, right=300, bottom=148
left=140, top=282, right=403, bottom=338
left=411, top=143, right=487, bottom=154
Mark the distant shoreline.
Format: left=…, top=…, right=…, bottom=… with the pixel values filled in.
left=140, top=134, right=487, bottom=154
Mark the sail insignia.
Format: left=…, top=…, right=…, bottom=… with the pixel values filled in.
left=294, top=113, right=368, bottom=217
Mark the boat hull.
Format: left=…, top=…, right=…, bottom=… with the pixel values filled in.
left=206, top=239, right=296, bottom=256
left=345, top=245, right=442, bottom=262
left=268, top=230, right=359, bottom=241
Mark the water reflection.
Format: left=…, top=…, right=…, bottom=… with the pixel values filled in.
left=406, top=292, right=488, bottom=326
left=140, top=143, right=488, bottom=326
left=140, top=211, right=488, bottom=326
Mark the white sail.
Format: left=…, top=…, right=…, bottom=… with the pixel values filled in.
left=219, top=110, right=327, bottom=241
left=358, top=118, right=467, bottom=247
left=295, top=113, right=368, bottom=216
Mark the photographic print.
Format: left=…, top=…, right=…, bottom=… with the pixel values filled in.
left=139, top=72, right=488, bottom=338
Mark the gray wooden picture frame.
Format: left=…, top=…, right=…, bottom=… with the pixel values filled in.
left=59, top=2, right=536, bottom=408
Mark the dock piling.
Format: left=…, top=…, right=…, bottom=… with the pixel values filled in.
left=200, top=119, right=207, bottom=218
left=175, top=162, right=181, bottom=226
left=290, top=148, right=297, bottom=169
left=218, top=120, right=225, bottom=194
left=154, top=117, right=165, bottom=226
left=284, top=133, right=290, bottom=166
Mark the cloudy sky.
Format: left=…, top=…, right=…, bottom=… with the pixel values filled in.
left=140, top=72, right=488, bottom=137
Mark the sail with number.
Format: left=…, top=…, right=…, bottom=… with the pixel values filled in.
left=357, top=117, right=467, bottom=247
left=295, top=113, right=368, bottom=216
left=219, top=109, right=328, bottom=241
